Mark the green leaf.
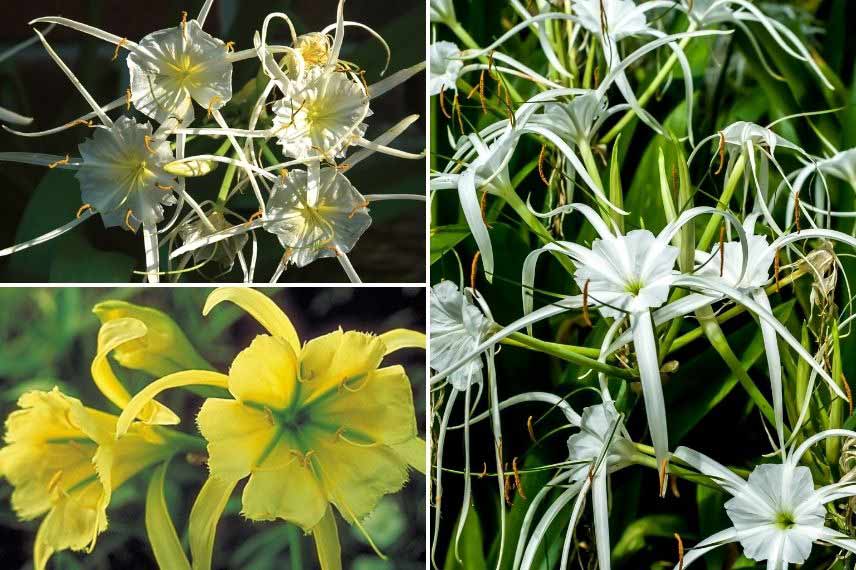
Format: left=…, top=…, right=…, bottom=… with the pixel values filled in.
left=431, top=225, right=471, bottom=264
left=695, top=485, right=729, bottom=570
left=145, top=460, right=191, bottom=570
left=611, top=514, right=686, bottom=566
left=444, top=504, right=487, bottom=570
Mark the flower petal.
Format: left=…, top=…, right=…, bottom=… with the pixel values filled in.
left=196, top=399, right=278, bottom=480
left=228, top=335, right=298, bottom=409
left=189, top=476, right=238, bottom=570
left=203, top=287, right=301, bottom=355
left=378, top=329, right=426, bottom=355
left=312, top=506, right=342, bottom=570
left=241, top=451, right=327, bottom=529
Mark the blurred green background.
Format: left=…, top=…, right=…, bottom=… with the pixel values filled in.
left=0, top=0, right=426, bottom=283
left=0, top=287, right=426, bottom=569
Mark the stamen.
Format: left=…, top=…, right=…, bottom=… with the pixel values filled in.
left=670, top=474, right=680, bottom=498
left=112, top=38, right=128, bottom=62
left=843, top=374, right=853, bottom=416
left=487, top=50, right=496, bottom=79
left=124, top=210, right=137, bottom=233
left=155, top=183, right=175, bottom=191
left=181, top=11, right=188, bottom=37
left=582, top=279, right=593, bottom=327
left=48, top=154, right=70, bottom=169
left=538, top=143, right=550, bottom=186
left=340, top=373, right=370, bottom=392
left=503, top=472, right=513, bottom=505
left=477, top=70, right=486, bottom=114
left=126, top=87, right=133, bottom=111
left=719, top=224, right=725, bottom=277
left=793, top=191, right=801, bottom=232
left=512, top=457, right=525, bottom=499
left=470, top=251, right=481, bottom=290
left=206, top=96, right=222, bottom=120
left=674, top=532, right=685, bottom=570
left=715, top=131, right=726, bottom=175
left=76, top=204, right=93, bottom=218
left=224, top=41, right=236, bottom=53
left=526, top=416, right=536, bottom=442
left=246, top=210, right=263, bottom=225
left=478, top=462, right=487, bottom=479
left=453, top=91, right=464, bottom=133
left=67, top=119, right=95, bottom=128
left=348, top=200, right=370, bottom=219
left=336, top=427, right=378, bottom=448
left=774, top=249, right=781, bottom=292
left=357, top=69, right=369, bottom=92
left=143, top=135, right=157, bottom=154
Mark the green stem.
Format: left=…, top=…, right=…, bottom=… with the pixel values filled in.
left=698, top=153, right=747, bottom=251
left=502, top=331, right=637, bottom=380
left=599, top=27, right=696, bottom=144
left=288, top=524, right=303, bottom=568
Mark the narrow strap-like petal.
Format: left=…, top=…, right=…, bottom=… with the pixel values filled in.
left=312, top=507, right=342, bottom=570
left=379, top=329, right=426, bottom=354
left=189, top=476, right=238, bottom=570
left=203, top=287, right=301, bottom=354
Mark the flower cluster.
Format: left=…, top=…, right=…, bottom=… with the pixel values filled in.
left=0, top=287, right=426, bottom=569
left=0, top=0, right=425, bottom=283
left=430, top=1, right=856, bottom=568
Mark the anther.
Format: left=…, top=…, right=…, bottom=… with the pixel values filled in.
left=348, top=200, right=370, bottom=219
left=478, top=462, right=487, bottom=479
left=143, top=135, right=157, bottom=154
left=438, top=87, right=451, bottom=119
left=112, top=38, right=127, bottom=62
left=538, top=143, right=550, bottom=186
left=207, top=96, right=222, bottom=120
left=793, top=191, right=801, bottom=232
left=246, top=210, right=263, bottom=225
left=526, top=416, right=536, bottom=442
left=470, top=251, right=481, bottom=290
left=715, top=131, right=726, bottom=175
left=124, top=210, right=137, bottom=233
left=279, top=168, right=289, bottom=183
left=47, top=471, right=64, bottom=494
left=582, top=279, right=593, bottom=327
left=843, top=375, right=853, bottom=416
left=718, top=224, right=725, bottom=277
left=76, top=204, right=93, bottom=218
left=181, top=11, right=188, bottom=36
left=48, top=154, right=70, bottom=169
left=68, top=119, right=95, bottom=128
left=487, top=50, right=496, bottom=79
left=674, top=533, right=685, bottom=570
left=155, top=183, right=175, bottom=191
left=453, top=91, right=464, bottom=133
left=125, top=87, right=133, bottom=111
left=224, top=41, right=236, bottom=53
left=512, top=457, right=525, bottom=499
left=503, top=473, right=513, bottom=505
left=479, top=190, right=491, bottom=229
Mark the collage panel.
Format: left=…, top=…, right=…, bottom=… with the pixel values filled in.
left=0, top=0, right=426, bottom=284
left=429, top=1, right=856, bottom=569
left=0, top=286, right=427, bottom=569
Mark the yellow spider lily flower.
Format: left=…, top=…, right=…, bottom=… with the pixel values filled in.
left=91, top=300, right=212, bottom=425
left=116, top=287, right=426, bottom=570
left=0, top=388, right=176, bottom=570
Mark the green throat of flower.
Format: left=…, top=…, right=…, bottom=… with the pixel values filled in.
left=624, top=279, right=645, bottom=296
left=775, top=511, right=797, bottom=529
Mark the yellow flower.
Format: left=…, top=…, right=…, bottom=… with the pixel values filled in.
left=0, top=388, right=173, bottom=570
left=91, top=300, right=212, bottom=425
left=117, top=287, right=426, bottom=569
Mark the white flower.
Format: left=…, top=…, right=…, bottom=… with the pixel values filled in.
left=430, top=281, right=492, bottom=391
left=430, top=0, right=457, bottom=24
left=429, top=41, right=463, bottom=96
left=674, top=431, right=856, bottom=568
left=263, top=165, right=371, bottom=268
left=76, top=115, right=176, bottom=231
left=127, top=19, right=232, bottom=124
left=574, top=229, right=679, bottom=319
left=698, top=230, right=775, bottom=290
left=816, top=148, right=856, bottom=186
left=571, top=0, right=650, bottom=41
left=530, top=91, right=610, bottom=146
left=177, top=209, right=247, bottom=272
left=567, top=403, right=635, bottom=479
left=271, top=67, right=371, bottom=160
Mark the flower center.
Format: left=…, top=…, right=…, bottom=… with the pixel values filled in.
left=624, top=279, right=644, bottom=295
left=775, top=511, right=797, bottom=529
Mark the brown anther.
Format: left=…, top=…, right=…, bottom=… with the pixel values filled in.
left=512, top=457, right=526, bottom=499
left=478, top=462, right=488, bottom=479
left=843, top=374, right=853, bottom=416
left=470, top=251, right=481, bottom=290
left=719, top=224, right=725, bottom=277
left=125, top=87, right=133, bottom=111
left=224, top=41, right=236, bottom=53
left=582, top=279, right=593, bottom=327
left=479, top=189, right=491, bottom=228
left=526, top=415, right=536, bottom=442
left=76, top=204, right=93, bottom=218
left=68, top=119, right=95, bottom=128
left=48, top=154, right=70, bottom=169
left=670, top=474, right=681, bottom=498
left=112, top=38, right=127, bottom=62
left=477, top=70, right=487, bottom=113
left=715, top=131, right=726, bottom=175
left=674, top=533, right=685, bottom=570
left=794, top=191, right=801, bottom=232
left=207, top=96, right=222, bottom=120
left=503, top=473, right=513, bottom=505
left=538, top=143, right=550, bottom=186
left=348, top=200, right=370, bottom=219
left=453, top=91, right=464, bottom=133
left=487, top=50, right=497, bottom=79
left=124, top=210, right=137, bottom=233
left=246, top=210, right=263, bottom=225
left=143, top=135, right=157, bottom=154
left=155, top=183, right=175, bottom=191
left=357, top=69, right=369, bottom=92
left=774, top=249, right=781, bottom=292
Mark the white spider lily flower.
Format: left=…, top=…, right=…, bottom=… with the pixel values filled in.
left=127, top=19, right=233, bottom=124
left=430, top=0, right=457, bottom=25
left=176, top=209, right=248, bottom=273
left=515, top=403, right=635, bottom=570
left=272, top=67, right=371, bottom=160
left=783, top=148, right=856, bottom=224
left=429, top=41, right=463, bottom=95
left=429, top=281, right=508, bottom=567
left=678, top=0, right=833, bottom=89
left=673, top=430, right=856, bottom=568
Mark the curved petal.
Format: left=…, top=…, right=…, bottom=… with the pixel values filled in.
left=189, top=476, right=238, bottom=570
left=229, top=335, right=298, bottom=410
left=203, top=287, right=301, bottom=354
left=378, top=329, right=426, bottom=354
left=312, top=507, right=342, bottom=570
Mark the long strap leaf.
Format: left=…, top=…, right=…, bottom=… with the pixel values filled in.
left=189, top=476, right=238, bottom=570
left=313, top=507, right=342, bottom=570
left=146, top=460, right=191, bottom=570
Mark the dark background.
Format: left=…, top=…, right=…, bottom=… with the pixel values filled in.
left=0, top=0, right=426, bottom=283
left=0, top=286, right=427, bottom=569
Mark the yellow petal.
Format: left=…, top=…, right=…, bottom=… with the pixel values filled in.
left=204, top=288, right=300, bottom=354
left=312, top=507, right=342, bottom=570
left=228, top=335, right=298, bottom=409
left=164, top=158, right=218, bottom=178
left=91, top=318, right=180, bottom=425
left=299, top=329, right=386, bottom=405
left=389, top=437, right=428, bottom=474
left=189, top=476, right=238, bottom=570
left=241, top=449, right=327, bottom=529
left=313, top=365, right=417, bottom=446
left=312, top=434, right=409, bottom=523
left=196, top=399, right=277, bottom=480
left=34, top=482, right=108, bottom=565
left=145, top=460, right=192, bottom=570
left=378, top=328, right=426, bottom=354
left=116, top=371, right=230, bottom=438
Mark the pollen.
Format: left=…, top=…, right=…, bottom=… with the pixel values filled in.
left=180, top=11, right=188, bottom=37
left=143, top=135, right=157, bottom=154
left=48, top=154, right=70, bottom=169
left=125, top=87, right=133, bottom=111
left=112, top=38, right=127, bottom=62
left=512, top=456, right=525, bottom=499
left=224, top=41, right=236, bottom=53
left=538, top=143, right=550, bottom=186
